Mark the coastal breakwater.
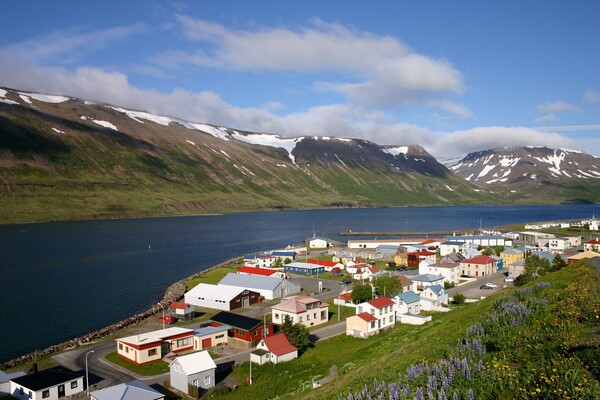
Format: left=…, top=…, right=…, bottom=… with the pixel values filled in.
left=3, top=257, right=241, bottom=369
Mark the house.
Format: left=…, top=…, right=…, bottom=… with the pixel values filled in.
left=284, top=261, right=325, bottom=276
left=394, top=250, right=409, bottom=266
left=271, top=295, right=329, bottom=327
left=445, top=235, right=509, bottom=247
left=308, top=237, right=329, bottom=249
left=500, top=248, right=525, bottom=267
left=590, top=215, right=599, bottom=231
left=355, top=297, right=396, bottom=331
left=392, top=291, right=422, bottom=315
left=334, top=291, right=354, bottom=307
left=345, top=261, right=367, bottom=274
left=210, top=311, right=274, bottom=347
left=236, top=266, right=287, bottom=279
left=491, top=255, right=504, bottom=270
left=420, top=239, right=443, bottom=250
left=243, top=254, right=276, bottom=268
left=439, top=253, right=465, bottom=263
left=193, top=325, right=229, bottom=350
left=418, top=261, right=459, bottom=284
left=398, top=275, right=416, bottom=293
left=116, top=327, right=194, bottom=365
left=407, top=250, right=437, bottom=268
left=355, top=249, right=383, bottom=260
left=420, top=285, right=449, bottom=310
left=410, top=274, right=445, bottom=291
left=440, top=241, right=467, bottom=256
left=271, top=251, right=297, bottom=262
left=376, top=244, right=401, bottom=258
left=353, top=266, right=382, bottom=281
left=584, top=239, right=600, bottom=251
left=330, top=266, right=342, bottom=277
left=462, top=244, right=482, bottom=259
left=251, top=333, right=298, bottom=365
left=90, top=380, right=164, bottom=400
left=184, top=283, right=261, bottom=311
left=169, top=302, right=194, bottom=320
left=508, top=260, right=526, bottom=278
left=0, top=370, right=26, bottom=398
left=459, top=255, right=499, bottom=278
left=218, top=273, right=301, bottom=300
left=170, top=351, right=217, bottom=395
left=9, top=366, right=85, bottom=400
left=307, top=259, right=344, bottom=271
left=567, top=250, right=600, bottom=265
left=346, top=312, right=380, bottom=338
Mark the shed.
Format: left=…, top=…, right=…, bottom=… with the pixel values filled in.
left=184, top=283, right=261, bottom=310
left=218, top=273, right=300, bottom=300
left=169, top=302, right=194, bottom=320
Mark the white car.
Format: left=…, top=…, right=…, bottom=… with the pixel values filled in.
left=486, top=283, right=498, bottom=288
left=504, top=277, right=515, bottom=283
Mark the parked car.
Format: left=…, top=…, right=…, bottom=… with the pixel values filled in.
left=480, top=284, right=494, bottom=290
left=504, top=277, right=515, bottom=282
left=157, top=315, right=177, bottom=324
left=339, top=279, right=351, bottom=285
left=486, top=283, right=498, bottom=288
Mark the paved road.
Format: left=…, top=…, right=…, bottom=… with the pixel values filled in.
left=448, top=270, right=513, bottom=299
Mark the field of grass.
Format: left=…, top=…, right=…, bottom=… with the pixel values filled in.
left=186, top=264, right=241, bottom=289
left=208, top=263, right=600, bottom=399
left=105, top=351, right=170, bottom=376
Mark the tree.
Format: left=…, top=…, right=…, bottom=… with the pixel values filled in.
left=452, top=293, right=465, bottom=305
left=351, top=282, right=373, bottom=304
left=280, top=316, right=312, bottom=352
left=273, top=257, right=284, bottom=268
left=551, top=253, right=567, bottom=271
left=372, top=273, right=402, bottom=297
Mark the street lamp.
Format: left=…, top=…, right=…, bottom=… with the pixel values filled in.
left=158, top=302, right=165, bottom=330
left=85, top=350, right=94, bottom=396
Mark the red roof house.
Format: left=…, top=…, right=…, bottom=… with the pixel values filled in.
left=251, top=333, right=298, bottom=365
left=459, top=255, right=498, bottom=278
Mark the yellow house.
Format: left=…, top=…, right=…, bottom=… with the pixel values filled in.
left=500, top=248, right=525, bottom=266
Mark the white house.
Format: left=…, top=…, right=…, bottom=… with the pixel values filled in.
left=170, top=351, right=217, bottom=395
left=169, top=302, right=194, bottom=320
left=9, top=367, right=85, bottom=400
left=271, top=295, right=329, bottom=327
left=419, top=261, right=459, bottom=284
left=420, top=285, right=449, bottom=310
left=345, top=261, right=367, bottom=274
left=184, top=283, right=261, bottom=311
left=410, top=274, right=445, bottom=291
left=250, top=333, right=298, bottom=365
left=584, top=239, right=600, bottom=251
left=391, top=291, right=421, bottom=315
left=90, top=380, right=164, bottom=400
left=353, top=266, right=383, bottom=281
left=355, top=297, right=396, bottom=331
left=243, top=254, right=277, bottom=268
left=218, top=273, right=301, bottom=300
left=308, top=237, right=329, bottom=248
left=439, top=240, right=467, bottom=256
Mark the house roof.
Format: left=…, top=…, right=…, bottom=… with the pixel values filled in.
left=193, top=325, right=230, bottom=337
left=420, top=239, right=441, bottom=245
left=211, top=311, right=264, bottom=331
left=272, top=251, right=297, bottom=257
left=398, top=276, right=413, bottom=286
left=172, top=350, right=216, bottom=375
left=118, top=327, right=193, bottom=346
left=169, top=302, right=191, bottom=310
left=409, top=250, right=437, bottom=256
left=441, top=240, right=466, bottom=245
left=411, top=274, right=444, bottom=283
left=243, top=253, right=270, bottom=260
left=426, top=284, right=446, bottom=296
left=367, top=296, right=395, bottom=308
left=236, top=266, right=278, bottom=276
left=366, top=266, right=381, bottom=274
left=331, top=267, right=342, bottom=272
left=307, top=259, right=338, bottom=267
left=501, top=248, right=524, bottom=255
left=262, top=333, right=297, bottom=357
left=586, top=239, right=600, bottom=245
left=219, top=273, right=284, bottom=291
left=568, top=250, right=600, bottom=260
left=394, top=291, right=421, bottom=304
left=338, top=292, right=352, bottom=301
left=11, top=367, right=84, bottom=392
left=89, top=379, right=164, bottom=400
left=428, top=262, right=458, bottom=269
left=462, top=255, right=498, bottom=265
left=285, top=262, right=324, bottom=270
left=272, top=295, right=326, bottom=313
left=355, top=312, right=378, bottom=322
left=186, top=282, right=260, bottom=301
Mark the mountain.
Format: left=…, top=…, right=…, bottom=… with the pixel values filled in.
left=0, top=87, right=490, bottom=223
left=449, top=146, right=600, bottom=204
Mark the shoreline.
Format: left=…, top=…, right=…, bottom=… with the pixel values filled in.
left=2, top=256, right=240, bottom=369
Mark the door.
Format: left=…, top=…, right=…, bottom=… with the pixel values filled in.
left=242, top=296, right=249, bottom=308
left=58, top=384, right=65, bottom=398
left=201, top=338, right=212, bottom=349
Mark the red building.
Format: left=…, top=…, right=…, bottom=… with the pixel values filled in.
left=407, top=250, right=437, bottom=268
left=210, top=311, right=274, bottom=346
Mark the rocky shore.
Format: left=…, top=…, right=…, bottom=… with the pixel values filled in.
left=3, top=257, right=240, bottom=369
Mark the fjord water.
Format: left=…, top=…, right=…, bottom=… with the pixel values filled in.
left=1, top=204, right=598, bottom=363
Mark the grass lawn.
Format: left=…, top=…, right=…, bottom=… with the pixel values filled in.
left=105, top=351, right=170, bottom=376
left=186, top=264, right=241, bottom=289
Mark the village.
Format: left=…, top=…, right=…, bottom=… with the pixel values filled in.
left=3, top=216, right=600, bottom=400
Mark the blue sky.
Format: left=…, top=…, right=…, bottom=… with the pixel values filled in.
left=1, top=1, right=599, bottom=158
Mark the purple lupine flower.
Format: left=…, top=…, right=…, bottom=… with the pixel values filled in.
left=416, top=387, right=424, bottom=400
left=452, top=392, right=458, bottom=400
left=438, top=388, right=447, bottom=400
left=468, top=388, right=475, bottom=400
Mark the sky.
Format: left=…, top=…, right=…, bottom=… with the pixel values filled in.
left=1, top=1, right=599, bottom=159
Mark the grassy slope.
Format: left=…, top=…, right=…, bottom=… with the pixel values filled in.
left=209, top=263, right=600, bottom=399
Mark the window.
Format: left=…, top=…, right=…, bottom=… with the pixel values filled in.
left=192, top=379, right=199, bottom=387
left=307, top=314, right=310, bottom=321
left=357, top=306, right=363, bottom=313
left=28, top=391, right=32, bottom=399
left=389, top=315, right=393, bottom=323
left=71, top=381, right=78, bottom=389
left=204, top=375, right=212, bottom=385
left=148, top=348, right=157, bottom=356
left=321, top=311, right=326, bottom=319
left=215, top=334, right=225, bottom=339
left=371, top=321, right=376, bottom=328
left=174, top=364, right=182, bottom=373
left=176, top=337, right=191, bottom=348
left=42, top=390, right=50, bottom=398
left=274, top=313, right=279, bottom=320
left=125, top=346, right=129, bottom=353
left=379, top=309, right=383, bottom=315
left=118, top=343, right=123, bottom=350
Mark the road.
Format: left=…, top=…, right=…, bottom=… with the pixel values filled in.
left=448, top=270, right=513, bottom=299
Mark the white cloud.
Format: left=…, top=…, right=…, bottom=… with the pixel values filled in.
left=534, top=113, right=558, bottom=123
left=584, top=89, right=600, bottom=104
left=537, top=100, right=582, bottom=114
left=428, top=127, right=577, bottom=159
left=168, top=16, right=464, bottom=110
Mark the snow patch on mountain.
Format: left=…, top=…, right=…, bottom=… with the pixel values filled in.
left=477, top=164, right=496, bottom=179
left=231, top=132, right=301, bottom=165
left=383, top=146, right=408, bottom=157
left=80, top=116, right=118, bottom=131
left=18, top=91, right=69, bottom=103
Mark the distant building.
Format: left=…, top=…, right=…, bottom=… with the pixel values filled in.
left=284, top=262, right=325, bottom=276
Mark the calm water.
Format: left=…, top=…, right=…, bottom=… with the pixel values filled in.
left=1, top=204, right=598, bottom=362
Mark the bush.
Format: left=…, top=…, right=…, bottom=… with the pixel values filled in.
left=452, top=293, right=465, bottom=305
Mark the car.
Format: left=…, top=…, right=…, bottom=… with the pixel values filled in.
left=480, top=284, right=494, bottom=290
left=504, top=277, right=515, bottom=282
left=339, top=279, right=351, bottom=285
left=399, top=266, right=408, bottom=271
left=157, top=315, right=177, bottom=324
left=486, top=283, right=498, bottom=288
